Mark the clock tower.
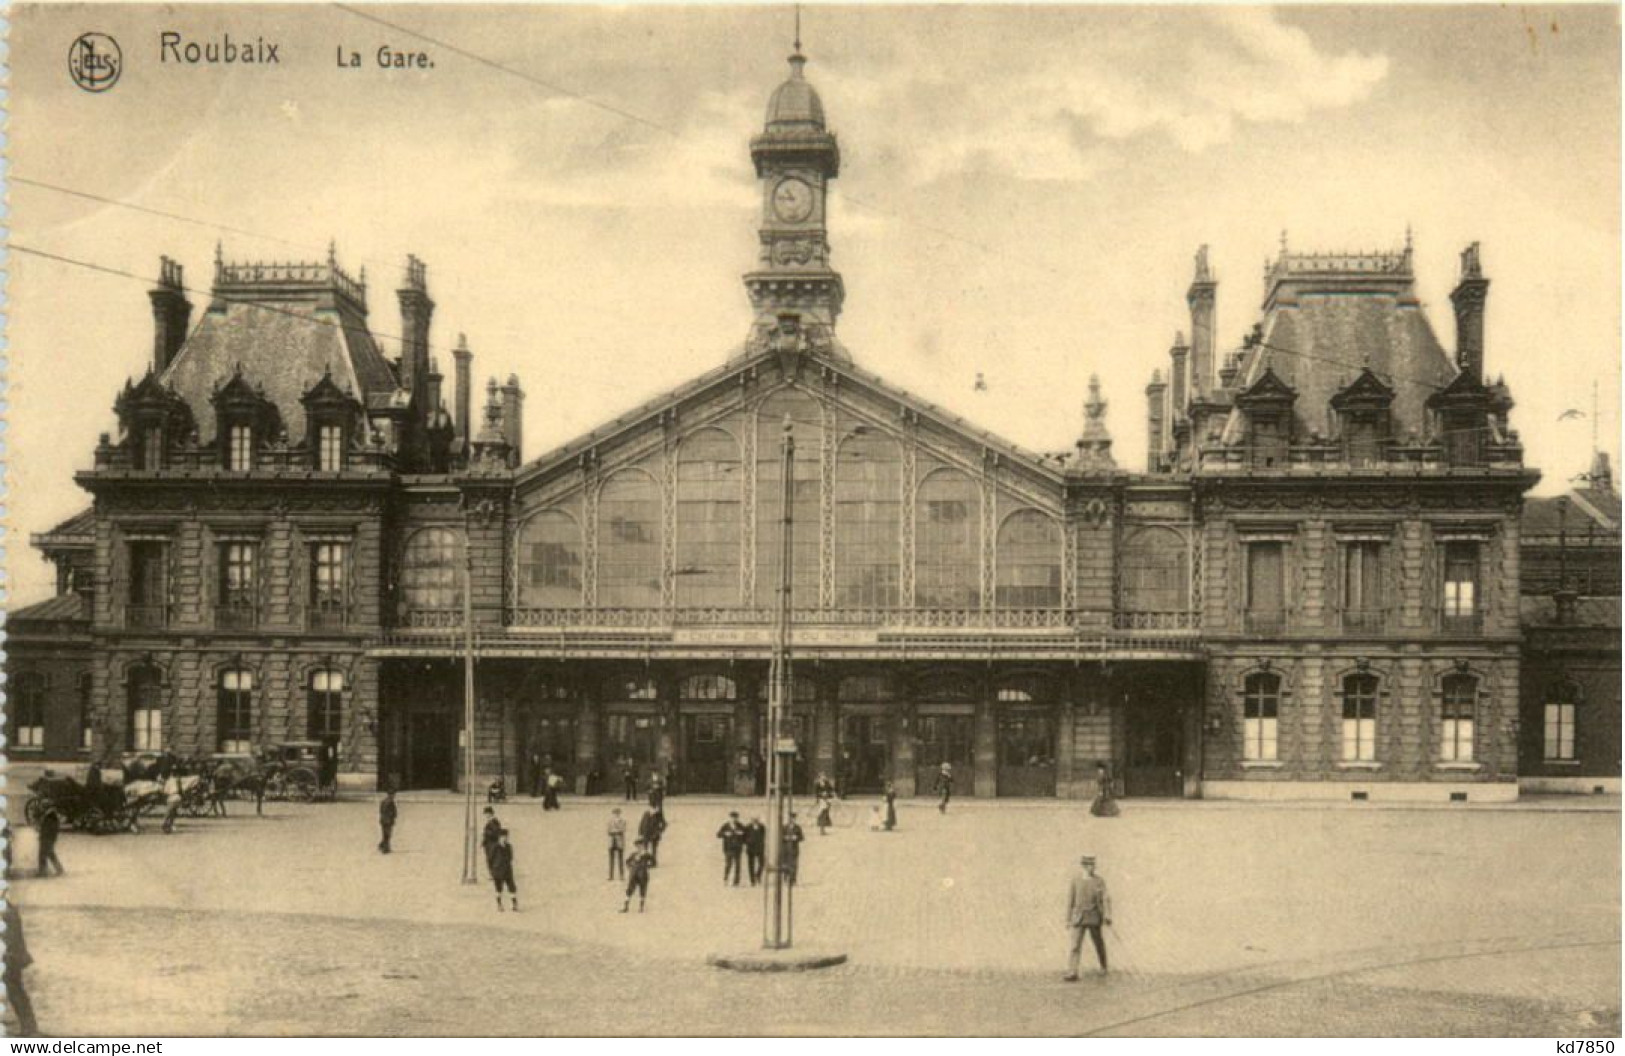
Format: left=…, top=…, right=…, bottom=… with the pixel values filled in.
left=742, top=43, right=847, bottom=361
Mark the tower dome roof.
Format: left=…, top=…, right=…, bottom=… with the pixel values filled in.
left=765, top=53, right=825, bottom=130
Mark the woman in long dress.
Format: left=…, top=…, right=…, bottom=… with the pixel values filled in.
left=1090, top=762, right=1120, bottom=817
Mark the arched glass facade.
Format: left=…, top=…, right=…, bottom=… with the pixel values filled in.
left=518, top=510, right=584, bottom=607
left=755, top=391, right=822, bottom=608
left=835, top=428, right=901, bottom=608
left=676, top=429, right=742, bottom=607
left=995, top=509, right=1061, bottom=608
left=916, top=468, right=980, bottom=608
left=598, top=470, right=661, bottom=608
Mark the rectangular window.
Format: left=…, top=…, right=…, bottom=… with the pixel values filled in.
left=217, top=669, right=255, bottom=754
left=217, top=542, right=258, bottom=629
left=1245, top=541, right=1286, bottom=633
left=13, top=676, right=46, bottom=750
left=318, top=424, right=345, bottom=471
left=308, top=670, right=345, bottom=740
left=227, top=424, right=254, bottom=472
left=80, top=675, right=95, bottom=752
left=1440, top=676, right=1476, bottom=762
left=128, top=540, right=168, bottom=628
left=1543, top=702, right=1576, bottom=761
left=1243, top=675, right=1280, bottom=762
left=310, top=542, right=348, bottom=628
left=1442, top=541, right=1480, bottom=623
left=139, top=426, right=165, bottom=471
left=1341, top=675, right=1378, bottom=762
left=1342, top=541, right=1385, bottom=632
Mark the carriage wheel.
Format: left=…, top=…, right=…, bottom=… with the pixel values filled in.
left=183, top=796, right=210, bottom=818
left=23, top=797, right=45, bottom=828
left=76, top=806, right=106, bottom=834
left=284, top=769, right=318, bottom=802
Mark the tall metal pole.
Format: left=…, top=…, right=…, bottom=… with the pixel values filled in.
left=461, top=548, right=479, bottom=884
left=763, top=418, right=794, bottom=949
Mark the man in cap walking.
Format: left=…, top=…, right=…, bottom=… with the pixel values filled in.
left=716, top=810, right=747, bottom=886
left=1064, top=854, right=1112, bottom=980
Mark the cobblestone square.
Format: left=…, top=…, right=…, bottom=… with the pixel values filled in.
left=6, top=793, right=1619, bottom=1035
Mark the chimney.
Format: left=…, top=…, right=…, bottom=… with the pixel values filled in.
left=426, top=356, right=444, bottom=417
left=453, top=333, right=473, bottom=455
left=501, top=374, right=524, bottom=464
left=148, top=256, right=192, bottom=375
left=396, top=255, right=434, bottom=403
left=1450, top=242, right=1489, bottom=378
left=1145, top=370, right=1166, bottom=472
left=471, top=377, right=512, bottom=464
left=1187, top=246, right=1216, bottom=397
left=1168, top=331, right=1189, bottom=432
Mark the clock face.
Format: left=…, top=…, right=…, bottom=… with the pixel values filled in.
left=772, top=177, right=815, bottom=223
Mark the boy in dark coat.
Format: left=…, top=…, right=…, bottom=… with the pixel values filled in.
left=621, top=838, right=653, bottom=913
left=490, top=829, right=518, bottom=911
left=637, top=807, right=666, bottom=866
left=36, top=806, right=64, bottom=877
left=481, top=806, right=503, bottom=869
left=744, top=815, right=767, bottom=885
left=782, top=812, right=805, bottom=886
left=378, top=791, right=397, bottom=853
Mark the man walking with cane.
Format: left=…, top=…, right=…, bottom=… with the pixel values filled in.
left=1064, top=853, right=1111, bottom=980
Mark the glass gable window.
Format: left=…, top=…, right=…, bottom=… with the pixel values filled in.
left=598, top=471, right=661, bottom=608
left=217, top=668, right=255, bottom=754
left=1243, top=672, right=1280, bottom=762
left=916, top=469, right=980, bottom=608
left=1341, top=673, right=1378, bottom=762
left=127, top=666, right=164, bottom=751
left=756, top=393, right=822, bottom=608
left=1440, top=673, right=1476, bottom=762
left=1120, top=527, right=1189, bottom=613
left=835, top=428, right=901, bottom=608
left=518, top=511, right=584, bottom=608
left=12, top=673, right=45, bottom=749
left=401, top=528, right=464, bottom=613
left=995, top=509, right=1061, bottom=608
left=676, top=430, right=742, bottom=608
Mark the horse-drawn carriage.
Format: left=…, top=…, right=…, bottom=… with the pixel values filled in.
left=218, top=741, right=339, bottom=803
left=23, top=771, right=163, bottom=835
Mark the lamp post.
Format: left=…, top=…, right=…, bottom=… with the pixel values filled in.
left=460, top=547, right=479, bottom=885
left=763, top=417, right=795, bottom=949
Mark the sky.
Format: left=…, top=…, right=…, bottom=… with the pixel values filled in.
left=7, top=3, right=1621, bottom=605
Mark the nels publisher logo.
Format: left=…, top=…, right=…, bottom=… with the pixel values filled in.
left=69, top=32, right=122, bottom=92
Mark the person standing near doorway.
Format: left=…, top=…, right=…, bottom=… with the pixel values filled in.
left=542, top=769, right=563, bottom=811
left=935, top=762, right=954, bottom=814
left=1064, top=854, right=1112, bottom=980
left=1090, top=762, right=1121, bottom=818
left=622, top=755, right=638, bottom=801
left=378, top=791, right=398, bottom=854
left=883, top=782, right=898, bottom=831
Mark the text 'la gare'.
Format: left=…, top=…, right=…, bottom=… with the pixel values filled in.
left=336, top=45, right=435, bottom=70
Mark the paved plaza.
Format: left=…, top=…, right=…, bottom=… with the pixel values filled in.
left=5, top=791, right=1620, bottom=1035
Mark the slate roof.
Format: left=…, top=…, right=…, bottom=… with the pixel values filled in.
left=1232, top=279, right=1457, bottom=442
left=1524, top=492, right=1621, bottom=540
left=1521, top=594, right=1621, bottom=629
left=160, top=271, right=399, bottom=441
left=8, top=592, right=88, bottom=624
left=33, top=507, right=95, bottom=545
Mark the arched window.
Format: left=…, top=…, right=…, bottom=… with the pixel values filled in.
left=128, top=665, right=163, bottom=751
left=1544, top=682, right=1577, bottom=761
left=308, top=669, right=345, bottom=741
left=996, top=509, right=1061, bottom=608
left=12, top=673, right=46, bottom=750
left=835, top=428, right=901, bottom=608
left=676, top=430, right=742, bottom=607
left=1120, top=527, right=1190, bottom=613
left=756, top=391, right=822, bottom=607
left=598, top=470, right=661, bottom=608
left=518, top=511, right=584, bottom=607
left=1440, top=673, right=1476, bottom=762
left=217, top=668, right=255, bottom=754
left=604, top=676, right=659, bottom=702
left=1242, top=672, right=1280, bottom=762
left=1341, top=673, right=1378, bottom=762
left=916, top=469, right=980, bottom=608
left=401, top=527, right=464, bottom=614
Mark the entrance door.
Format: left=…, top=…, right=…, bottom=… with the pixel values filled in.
left=997, top=712, right=1057, bottom=796
left=605, top=713, right=660, bottom=788
left=524, top=714, right=576, bottom=795
left=840, top=714, right=891, bottom=793
left=682, top=713, right=733, bottom=793
left=1123, top=703, right=1183, bottom=797
left=915, top=714, right=973, bottom=795
left=407, top=712, right=456, bottom=791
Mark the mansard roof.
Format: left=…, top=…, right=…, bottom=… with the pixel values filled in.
left=1228, top=246, right=1456, bottom=441
left=514, top=342, right=1078, bottom=489
left=161, top=256, right=399, bottom=442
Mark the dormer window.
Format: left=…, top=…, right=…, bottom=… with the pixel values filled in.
left=1234, top=367, right=1297, bottom=470
left=1331, top=369, right=1396, bottom=466
left=138, top=425, right=166, bottom=471
left=226, top=423, right=254, bottom=471
left=318, top=424, right=344, bottom=471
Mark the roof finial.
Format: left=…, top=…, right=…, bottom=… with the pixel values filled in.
left=1279, top=229, right=1289, bottom=256
left=794, top=3, right=802, bottom=56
